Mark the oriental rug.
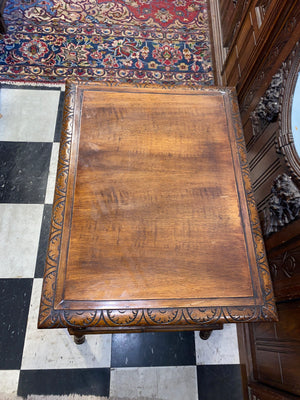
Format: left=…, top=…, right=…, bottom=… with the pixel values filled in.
left=0, top=0, right=214, bottom=85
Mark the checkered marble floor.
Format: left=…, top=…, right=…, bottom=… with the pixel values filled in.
left=0, top=84, right=243, bottom=400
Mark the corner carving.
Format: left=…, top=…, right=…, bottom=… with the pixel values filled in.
left=251, top=71, right=283, bottom=136
left=263, top=174, right=300, bottom=236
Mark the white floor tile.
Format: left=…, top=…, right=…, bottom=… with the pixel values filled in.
left=110, top=366, right=198, bottom=400
left=21, top=279, right=112, bottom=370
left=0, top=204, right=43, bottom=278
left=0, top=89, right=60, bottom=142
left=45, top=142, right=60, bottom=204
left=0, top=370, right=20, bottom=395
left=195, top=324, right=240, bottom=365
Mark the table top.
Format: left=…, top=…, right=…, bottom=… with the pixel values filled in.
left=38, top=81, right=277, bottom=332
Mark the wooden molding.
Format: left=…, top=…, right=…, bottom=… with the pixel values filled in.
left=277, top=41, right=300, bottom=181
left=249, top=382, right=300, bottom=400
left=208, top=0, right=227, bottom=85
left=237, top=323, right=255, bottom=400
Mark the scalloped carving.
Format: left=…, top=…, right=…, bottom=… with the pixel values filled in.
left=107, top=310, right=141, bottom=325
left=146, top=309, right=179, bottom=324
left=224, top=306, right=258, bottom=322
left=186, top=307, right=220, bottom=323
left=64, top=311, right=98, bottom=327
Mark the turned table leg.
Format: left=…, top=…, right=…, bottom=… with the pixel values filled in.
left=199, top=330, right=213, bottom=340
left=68, top=327, right=86, bottom=344
left=74, top=333, right=85, bottom=345
left=199, top=324, right=223, bottom=340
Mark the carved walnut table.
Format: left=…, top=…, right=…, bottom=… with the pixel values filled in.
left=38, top=81, right=277, bottom=343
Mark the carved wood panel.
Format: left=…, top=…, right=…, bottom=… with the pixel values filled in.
left=265, top=218, right=300, bottom=301
left=210, top=0, right=300, bottom=124
left=210, top=2, right=300, bottom=399
left=219, top=0, right=248, bottom=48
left=239, top=2, right=300, bottom=124
left=249, top=381, right=300, bottom=400
left=250, top=300, right=300, bottom=396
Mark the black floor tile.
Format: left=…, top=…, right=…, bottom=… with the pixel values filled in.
left=197, top=365, right=243, bottom=400
left=0, top=142, right=52, bottom=203
left=111, top=331, right=196, bottom=368
left=18, top=369, right=110, bottom=397
left=54, top=91, right=65, bottom=143
left=0, top=279, right=32, bottom=369
left=34, top=204, right=52, bottom=278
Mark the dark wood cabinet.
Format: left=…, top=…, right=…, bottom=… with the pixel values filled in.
left=210, top=0, right=300, bottom=114
left=208, top=1, right=300, bottom=399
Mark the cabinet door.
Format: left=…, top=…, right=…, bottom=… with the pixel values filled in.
left=249, top=300, right=300, bottom=396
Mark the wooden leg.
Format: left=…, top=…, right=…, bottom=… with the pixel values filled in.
left=74, top=333, right=85, bottom=345
left=199, top=329, right=213, bottom=340
left=199, top=324, right=223, bottom=340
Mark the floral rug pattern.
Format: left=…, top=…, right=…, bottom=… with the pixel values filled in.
left=0, top=0, right=213, bottom=85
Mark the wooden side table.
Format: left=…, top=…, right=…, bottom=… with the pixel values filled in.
left=38, top=81, right=277, bottom=343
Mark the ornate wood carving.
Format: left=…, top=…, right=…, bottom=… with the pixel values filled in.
left=263, top=173, right=300, bottom=236
left=38, top=81, right=277, bottom=332
left=219, top=4, right=300, bottom=400
left=251, top=71, right=283, bottom=137
left=269, top=250, right=300, bottom=280
left=267, top=241, right=300, bottom=301
left=277, top=41, right=300, bottom=181
left=239, top=1, right=300, bottom=121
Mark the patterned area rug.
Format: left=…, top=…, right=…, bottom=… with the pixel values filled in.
left=0, top=0, right=213, bottom=85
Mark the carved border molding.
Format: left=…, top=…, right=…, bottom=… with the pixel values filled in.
left=38, top=81, right=277, bottom=331
left=277, top=41, right=300, bottom=182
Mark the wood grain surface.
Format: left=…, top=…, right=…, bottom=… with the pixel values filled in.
left=65, top=90, right=253, bottom=304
